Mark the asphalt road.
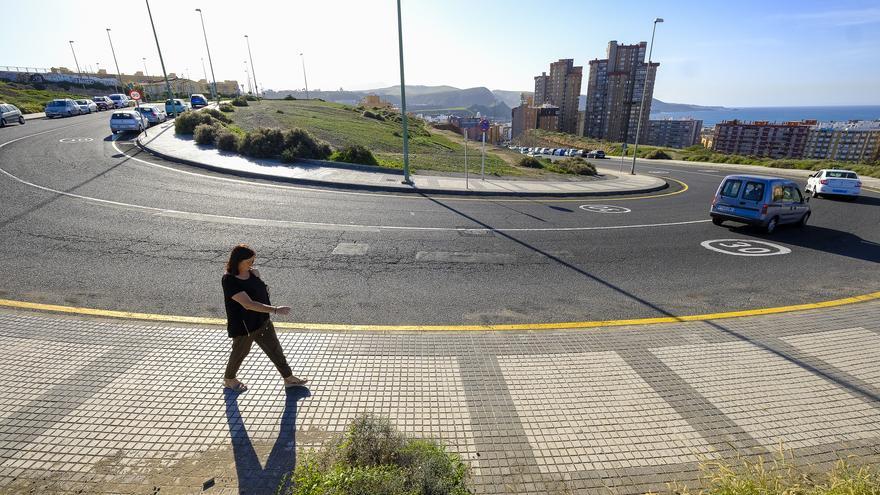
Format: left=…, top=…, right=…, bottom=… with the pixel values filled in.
left=1, top=112, right=878, bottom=325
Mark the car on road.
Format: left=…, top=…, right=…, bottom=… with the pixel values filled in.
left=190, top=93, right=208, bottom=108
left=92, top=96, right=114, bottom=111
left=45, top=99, right=82, bottom=118
left=135, top=105, right=167, bottom=125
left=165, top=98, right=191, bottom=115
left=0, top=103, right=25, bottom=126
left=109, top=110, right=147, bottom=134
left=108, top=93, right=131, bottom=108
left=75, top=99, right=98, bottom=114
left=586, top=150, right=606, bottom=159
left=805, top=169, right=861, bottom=199
left=710, top=175, right=811, bottom=234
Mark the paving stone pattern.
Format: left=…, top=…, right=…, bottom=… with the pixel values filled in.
left=0, top=301, right=879, bottom=494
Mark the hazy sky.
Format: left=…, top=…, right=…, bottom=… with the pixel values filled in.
left=2, top=0, right=879, bottom=106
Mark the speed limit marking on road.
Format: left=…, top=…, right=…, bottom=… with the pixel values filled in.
left=59, top=137, right=94, bottom=143
left=701, top=239, right=791, bottom=256
left=579, top=205, right=631, bottom=214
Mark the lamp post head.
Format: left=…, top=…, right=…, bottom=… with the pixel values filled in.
left=195, top=8, right=201, bottom=13
left=244, top=34, right=248, bottom=38
left=69, top=40, right=74, bottom=44
left=654, top=17, right=664, bottom=23
left=106, top=28, right=111, bottom=32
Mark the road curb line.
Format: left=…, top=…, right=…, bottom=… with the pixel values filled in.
left=2, top=291, right=878, bottom=332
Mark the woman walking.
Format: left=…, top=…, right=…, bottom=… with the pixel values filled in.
left=222, top=244, right=308, bottom=392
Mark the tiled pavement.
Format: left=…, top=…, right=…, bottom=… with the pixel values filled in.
left=1, top=302, right=879, bottom=494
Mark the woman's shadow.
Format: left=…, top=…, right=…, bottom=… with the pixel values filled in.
left=224, top=387, right=311, bottom=495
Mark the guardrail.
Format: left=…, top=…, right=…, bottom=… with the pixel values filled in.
left=0, top=66, right=51, bottom=73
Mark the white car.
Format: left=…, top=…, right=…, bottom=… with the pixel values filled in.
left=110, top=110, right=146, bottom=134
left=75, top=99, right=98, bottom=114
left=108, top=93, right=131, bottom=108
left=135, top=105, right=167, bottom=125
left=805, top=169, right=862, bottom=199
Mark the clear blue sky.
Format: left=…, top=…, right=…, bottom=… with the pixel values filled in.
left=2, top=0, right=878, bottom=106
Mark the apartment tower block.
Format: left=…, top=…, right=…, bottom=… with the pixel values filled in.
left=533, top=59, right=582, bottom=135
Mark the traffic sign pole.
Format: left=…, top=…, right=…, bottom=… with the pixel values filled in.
left=479, top=119, right=489, bottom=180
left=463, top=129, right=468, bottom=190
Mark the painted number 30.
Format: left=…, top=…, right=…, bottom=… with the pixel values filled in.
left=701, top=239, right=792, bottom=256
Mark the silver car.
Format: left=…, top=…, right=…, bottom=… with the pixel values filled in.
left=75, top=99, right=98, bottom=114
left=110, top=110, right=146, bottom=134
left=135, top=105, right=167, bottom=125
left=45, top=99, right=82, bottom=118
left=0, top=103, right=25, bottom=127
left=710, top=175, right=811, bottom=234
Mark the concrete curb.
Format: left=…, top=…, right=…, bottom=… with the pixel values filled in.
left=136, top=126, right=669, bottom=198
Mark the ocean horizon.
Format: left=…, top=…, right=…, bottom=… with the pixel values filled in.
left=650, top=105, right=880, bottom=128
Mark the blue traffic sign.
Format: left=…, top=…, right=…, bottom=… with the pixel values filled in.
left=480, top=119, right=490, bottom=132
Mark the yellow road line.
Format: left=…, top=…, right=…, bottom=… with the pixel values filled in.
left=2, top=290, right=878, bottom=332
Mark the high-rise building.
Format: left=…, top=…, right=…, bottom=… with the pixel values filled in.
left=712, top=120, right=814, bottom=159
left=511, top=92, right=559, bottom=139
left=804, top=120, right=880, bottom=163
left=583, top=41, right=659, bottom=144
left=532, top=59, right=582, bottom=135
left=648, top=119, right=703, bottom=148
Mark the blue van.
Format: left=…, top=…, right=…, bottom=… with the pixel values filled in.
left=190, top=94, right=208, bottom=108
left=710, top=175, right=811, bottom=234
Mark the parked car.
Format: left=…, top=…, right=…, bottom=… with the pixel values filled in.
left=554, top=149, right=566, bottom=156
left=190, top=93, right=208, bottom=108
left=586, top=150, right=606, bottom=159
left=75, top=99, right=98, bottom=114
left=165, top=98, right=191, bottom=115
left=108, top=93, right=131, bottom=108
left=92, top=96, right=114, bottom=111
left=134, top=105, right=167, bottom=125
left=805, top=169, right=861, bottom=199
left=45, top=99, right=82, bottom=118
left=109, top=110, right=146, bottom=134
left=0, top=103, right=25, bottom=126
left=710, top=175, right=810, bottom=234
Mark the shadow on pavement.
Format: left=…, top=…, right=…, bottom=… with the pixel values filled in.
left=420, top=193, right=880, bottom=410
left=726, top=224, right=880, bottom=264
left=224, top=386, right=311, bottom=495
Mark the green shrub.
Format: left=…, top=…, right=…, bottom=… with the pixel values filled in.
left=202, top=108, right=232, bottom=124
left=284, top=94, right=296, bottom=100
left=644, top=149, right=671, bottom=159
left=332, top=145, right=379, bottom=166
left=280, top=128, right=332, bottom=162
left=174, top=111, right=220, bottom=135
left=218, top=103, right=234, bottom=113
left=238, top=128, right=285, bottom=158
left=555, top=157, right=597, bottom=175
left=216, top=129, right=239, bottom=152
left=362, top=110, right=384, bottom=121
left=244, top=94, right=258, bottom=101
left=291, top=414, right=470, bottom=495
left=276, top=109, right=284, bottom=113
left=231, top=96, right=249, bottom=107
left=518, top=156, right=544, bottom=169
left=193, top=123, right=221, bottom=145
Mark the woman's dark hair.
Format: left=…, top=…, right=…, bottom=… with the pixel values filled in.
left=226, top=244, right=256, bottom=275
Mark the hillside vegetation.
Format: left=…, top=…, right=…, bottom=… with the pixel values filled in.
left=516, top=129, right=880, bottom=179
left=229, top=99, right=531, bottom=175
left=0, top=81, right=89, bottom=114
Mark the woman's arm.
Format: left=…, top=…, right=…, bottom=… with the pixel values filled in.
left=231, top=291, right=279, bottom=314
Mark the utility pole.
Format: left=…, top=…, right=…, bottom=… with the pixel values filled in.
left=68, top=41, right=86, bottom=91
left=142, top=57, right=149, bottom=78
left=145, top=0, right=176, bottom=116
left=631, top=17, right=663, bottom=175
left=196, top=8, right=219, bottom=103
left=244, top=34, right=259, bottom=98
left=396, top=0, right=411, bottom=184
left=106, top=28, right=122, bottom=93
left=299, top=53, right=309, bottom=99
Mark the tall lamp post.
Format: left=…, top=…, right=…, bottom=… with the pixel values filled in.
left=68, top=41, right=86, bottom=91
left=244, top=35, right=259, bottom=98
left=299, top=53, right=309, bottom=100
left=145, top=0, right=175, bottom=115
left=396, top=0, right=411, bottom=184
left=142, top=57, right=149, bottom=78
left=106, top=28, right=122, bottom=93
left=630, top=17, right=663, bottom=175
left=195, top=8, right=218, bottom=103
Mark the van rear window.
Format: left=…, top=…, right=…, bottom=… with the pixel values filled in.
left=720, top=179, right=742, bottom=198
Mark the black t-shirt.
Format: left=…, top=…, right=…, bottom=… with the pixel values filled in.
left=222, top=271, right=271, bottom=338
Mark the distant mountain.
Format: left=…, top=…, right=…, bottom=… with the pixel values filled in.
left=491, top=89, right=527, bottom=108
left=652, top=99, right=727, bottom=112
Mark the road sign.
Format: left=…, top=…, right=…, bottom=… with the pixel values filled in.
left=129, top=90, right=141, bottom=101
left=701, top=239, right=791, bottom=257
left=480, top=119, right=490, bottom=132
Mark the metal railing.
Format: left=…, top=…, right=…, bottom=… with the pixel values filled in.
left=0, top=66, right=51, bottom=73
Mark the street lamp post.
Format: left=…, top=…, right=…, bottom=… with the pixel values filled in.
left=396, top=0, right=411, bottom=184
left=299, top=53, right=309, bottom=100
left=68, top=41, right=86, bottom=91
left=106, top=28, right=122, bottom=94
left=195, top=8, right=218, bottom=103
left=630, top=17, right=663, bottom=175
left=142, top=57, right=149, bottom=78
left=244, top=61, right=252, bottom=94
left=145, top=0, right=176, bottom=115
left=244, top=35, right=259, bottom=99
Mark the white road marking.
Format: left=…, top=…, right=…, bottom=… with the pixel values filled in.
left=579, top=205, right=632, bottom=214
left=332, top=243, right=369, bottom=256
left=701, top=239, right=792, bottom=256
